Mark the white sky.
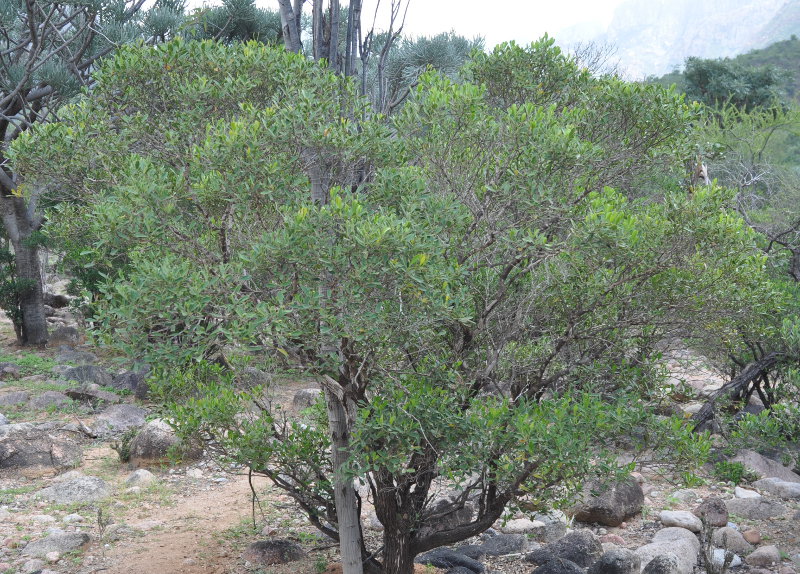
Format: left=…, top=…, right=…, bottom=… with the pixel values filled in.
left=255, top=1, right=626, bottom=47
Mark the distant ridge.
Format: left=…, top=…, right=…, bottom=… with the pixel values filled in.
left=556, top=0, right=800, bottom=78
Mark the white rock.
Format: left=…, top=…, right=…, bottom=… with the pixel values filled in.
left=125, top=469, right=156, bottom=487
left=659, top=510, right=702, bottom=532
left=186, top=468, right=203, bottom=479
left=712, top=548, right=742, bottom=569
left=753, top=477, right=800, bottom=499
left=734, top=486, right=761, bottom=499
left=45, top=551, right=60, bottom=563
left=497, top=518, right=544, bottom=534
left=62, top=514, right=84, bottom=524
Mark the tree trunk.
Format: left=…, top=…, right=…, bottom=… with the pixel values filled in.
left=277, top=0, right=303, bottom=53
left=383, top=525, right=414, bottom=574
left=0, top=194, right=48, bottom=345
left=324, top=387, right=364, bottom=574
left=344, top=0, right=362, bottom=78
left=328, top=1, right=341, bottom=72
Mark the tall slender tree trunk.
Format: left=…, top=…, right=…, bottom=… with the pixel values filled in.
left=0, top=194, right=48, bottom=345
left=324, top=387, right=364, bottom=574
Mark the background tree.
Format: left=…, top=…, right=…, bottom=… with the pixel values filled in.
left=12, top=39, right=781, bottom=574
left=0, top=0, right=186, bottom=344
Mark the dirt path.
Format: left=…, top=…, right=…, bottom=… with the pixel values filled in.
left=83, top=473, right=271, bottom=574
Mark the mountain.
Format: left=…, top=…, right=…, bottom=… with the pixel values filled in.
left=557, top=0, right=800, bottom=78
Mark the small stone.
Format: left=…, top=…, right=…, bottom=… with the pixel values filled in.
left=711, top=549, right=741, bottom=569
left=45, top=551, right=60, bottom=563
left=186, top=468, right=203, bottom=479
left=742, top=529, right=761, bottom=544
left=778, top=567, right=797, bottom=574
left=63, top=514, right=84, bottom=524
left=125, top=486, right=142, bottom=495
left=693, top=496, right=728, bottom=527
left=600, top=534, right=626, bottom=545
left=746, top=545, right=782, bottom=567
left=125, top=469, right=156, bottom=487
left=31, top=515, right=57, bottom=524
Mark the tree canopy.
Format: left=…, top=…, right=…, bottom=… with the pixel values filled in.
left=10, top=38, right=788, bottom=574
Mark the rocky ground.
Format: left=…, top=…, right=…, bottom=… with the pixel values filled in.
left=0, top=308, right=798, bottom=574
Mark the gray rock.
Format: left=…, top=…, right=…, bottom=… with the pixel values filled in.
left=734, top=486, right=760, bottom=498
left=531, top=510, right=569, bottom=542
left=415, top=548, right=485, bottom=573
left=27, top=391, right=73, bottom=410
left=128, top=419, right=201, bottom=467
left=746, top=545, right=782, bottom=567
left=587, top=547, right=641, bottom=574
left=455, top=545, right=486, bottom=560
left=61, top=365, right=112, bottom=388
left=48, top=326, right=80, bottom=346
left=692, top=496, right=728, bottom=527
left=0, top=390, right=30, bottom=405
left=37, top=476, right=110, bottom=504
left=0, top=363, right=20, bottom=380
left=55, top=347, right=96, bottom=365
left=111, top=368, right=150, bottom=397
left=93, top=404, right=149, bottom=437
left=22, top=532, right=90, bottom=558
left=726, top=497, right=787, bottom=520
left=753, top=477, right=800, bottom=498
left=641, top=554, right=680, bottom=574
left=125, top=469, right=156, bottom=487
left=241, top=539, right=305, bottom=565
left=236, top=367, right=270, bottom=390
left=712, top=526, right=754, bottom=555
left=0, top=422, right=82, bottom=472
left=571, top=476, right=644, bottom=526
left=480, top=533, right=527, bottom=556
left=0, top=413, right=7, bottom=425
left=543, top=529, right=603, bottom=568
left=446, top=568, right=476, bottom=574
left=636, top=527, right=700, bottom=574
left=417, top=497, right=473, bottom=538
left=659, top=510, right=702, bottom=532
left=732, top=449, right=800, bottom=483
left=532, top=558, right=585, bottom=574
left=293, top=388, right=322, bottom=409
left=65, top=385, right=121, bottom=406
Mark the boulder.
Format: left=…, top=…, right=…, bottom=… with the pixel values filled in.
left=541, top=529, right=603, bottom=568
left=641, top=554, right=680, bottom=574
left=0, top=363, right=20, bottom=380
left=65, top=385, right=121, bottom=407
left=60, top=365, right=113, bottom=388
left=27, top=391, right=73, bottom=410
left=22, top=532, right=90, bottom=558
left=241, top=539, right=305, bottom=565
left=636, top=527, right=700, bottom=574
left=416, top=497, right=473, bottom=538
left=54, top=347, right=96, bottom=365
left=659, top=510, right=702, bottom=532
left=479, top=533, right=527, bottom=556
left=570, top=476, right=644, bottom=526
left=732, top=450, right=800, bottom=483
left=37, top=476, right=110, bottom=504
left=111, top=368, right=150, bottom=398
left=587, top=547, right=641, bottom=574
left=128, top=419, right=201, bottom=467
left=48, top=326, right=81, bottom=346
left=725, top=498, right=787, bottom=520
left=293, top=388, right=322, bottom=409
left=415, top=548, right=484, bottom=573
left=746, top=545, right=782, bottom=567
left=753, top=477, right=800, bottom=499
left=531, top=558, right=584, bottom=574
left=125, top=469, right=156, bottom=487
left=93, top=404, right=149, bottom=437
left=0, top=422, right=83, bottom=472
left=0, top=390, right=30, bottom=405
left=692, top=496, right=728, bottom=527
left=712, top=526, right=754, bottom=555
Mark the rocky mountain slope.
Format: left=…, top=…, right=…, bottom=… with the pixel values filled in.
left=558, top=0, right=800, bottom=78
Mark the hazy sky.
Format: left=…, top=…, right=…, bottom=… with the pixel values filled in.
left=255, top=1, right=627, bottom=47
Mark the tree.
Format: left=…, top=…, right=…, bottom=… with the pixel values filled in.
left=13, top=39, right=779, bottom=574
left=683, top=56, right=789, bottom=112
left=0, top=0, right=186, bottom=344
